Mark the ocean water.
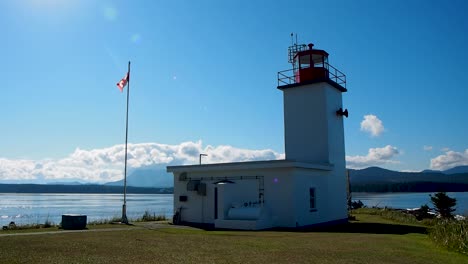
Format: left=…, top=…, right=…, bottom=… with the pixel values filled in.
left=0, top=193, right=173, bottom=226
left=352, top=192, right=468, bottom=215
left=1, top=192, right=467, bottom=226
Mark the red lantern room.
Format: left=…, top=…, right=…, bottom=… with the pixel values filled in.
left=278, top=40, right=346, bottom=92
left=294, top=43, right=329, bottom=83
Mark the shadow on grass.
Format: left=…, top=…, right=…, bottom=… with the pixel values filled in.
left=175, top=219, right=429, bottom=235
left=304, top=221, right=428, bottom=235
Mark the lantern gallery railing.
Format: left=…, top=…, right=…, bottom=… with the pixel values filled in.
left=277, top=62, right=346, bottom=88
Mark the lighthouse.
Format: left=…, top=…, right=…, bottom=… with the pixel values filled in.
left=167, top=40, right=349, bottom=230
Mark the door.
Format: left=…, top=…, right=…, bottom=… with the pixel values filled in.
left=214, top=187, right=218, bottom=219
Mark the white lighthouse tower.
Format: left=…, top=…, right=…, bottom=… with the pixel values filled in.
left=277, top=41, right=349, bottom=224
left=278, top=42, right=347, bottom=167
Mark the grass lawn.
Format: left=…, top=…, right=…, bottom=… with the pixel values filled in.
left=0, top=223, right=133, bottom=235
left=0, top=215, right=466, bottom=264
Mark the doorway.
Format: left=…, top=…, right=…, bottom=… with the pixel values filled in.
left=214, top=187, right=218, bottom=219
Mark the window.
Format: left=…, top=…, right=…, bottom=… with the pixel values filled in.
left=309, top=188, right=317, bottom=211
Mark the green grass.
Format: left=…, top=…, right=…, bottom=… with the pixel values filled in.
left=352, top=208, right=432, bottom=226
left=0, top=226, right=61, bottom=234
left=352, top=208, right=468, bottom=255
left=87, top=216, right=123, bottom=225
left=0, top=223, right=136, bottom=235
left=0, top=214, right=466, bottom=264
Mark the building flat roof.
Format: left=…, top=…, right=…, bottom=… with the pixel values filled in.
left=166, top=159, right=333, bottom=173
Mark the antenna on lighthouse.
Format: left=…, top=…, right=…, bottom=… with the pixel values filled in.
left=288, top=33, right=306, bottom=70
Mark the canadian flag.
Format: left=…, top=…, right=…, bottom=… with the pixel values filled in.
left=116, top=72, right=129, bottom=92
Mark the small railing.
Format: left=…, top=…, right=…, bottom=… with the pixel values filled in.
left=277, top=62, right=346, bottom=89
left=328, top=63, right=346, bottom=88
left=277, top=69, right=297, bottom=86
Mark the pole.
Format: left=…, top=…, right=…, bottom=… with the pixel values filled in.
left=199, top=153, right=207, bottom=165
left=122, top=61, right=131, bottom=224
left=346, top=169, right=351, bottom=211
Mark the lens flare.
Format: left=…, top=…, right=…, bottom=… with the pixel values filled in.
left=131, top=34, right=141, bottom=44
left=103, top=6, right=118, bottom=21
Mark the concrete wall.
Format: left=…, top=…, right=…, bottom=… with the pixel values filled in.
left=173, top=168, right=299, bottom=227
left=281, top=82, right=348, bottom=226
left=173, top=167, right=346, bottom=228
left=324, top=86, right=348, bottom=221
left=292, top=169, right=347, bottom=227
left=292, top=169, right=328, bottom=226
left=218, top=180, right=258, bottom=220
left=283, top=83, right=329, bottom=163
left=261, top=169, right=296, bottom=227
left=173, top=173, right=214, bottom=224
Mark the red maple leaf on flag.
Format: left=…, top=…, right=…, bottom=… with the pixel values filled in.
left=116, top=72, right=129, bottom=92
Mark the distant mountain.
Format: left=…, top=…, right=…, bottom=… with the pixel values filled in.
left=349, top=167, right=404, bottom=183
left=443, top=166, right=468, bottom=175
left=349, top=166, right=468, bottom=184
left=46, top=181, right=84, bottom=185
left=419, top=166, right=468, bottom=175
left=105, top=167, right=172, bottom=188
left=421, top=169, right=442, bottom=174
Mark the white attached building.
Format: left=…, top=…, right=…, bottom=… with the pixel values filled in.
left=167, top=42, right=349, bottom=230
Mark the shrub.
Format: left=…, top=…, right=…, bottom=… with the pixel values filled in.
left=414, top=204, right=433, bottom=221
left=429, top=219, right=468, bottom=255
left=2, top=222, right=44, bottom=230
left=350, top=200, right=364, bottom=210
left=139, top=210, right=167, bottom=222
left=43, top=219, right=53, bottom=228
left=43, top=214, right=54, bottom=228
left=421, top=218, right=436, bottom=226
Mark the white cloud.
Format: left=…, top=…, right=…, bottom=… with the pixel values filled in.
left=346, top=145, right=399, bottom=169
left=0, top=141, right=283, bottom=183
left=360, top=114, right=384, bottom=137
left=441, top=147, right=450, bottom=152
left=423, top=145, right=433, bottom=151
left=430, top=149, right=468, bottom=171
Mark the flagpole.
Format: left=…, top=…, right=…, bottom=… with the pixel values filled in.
left=122, top=61, right=131, bottom=224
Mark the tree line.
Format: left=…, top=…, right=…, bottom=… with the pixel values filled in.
left=351, top=182, right=468, bottom=192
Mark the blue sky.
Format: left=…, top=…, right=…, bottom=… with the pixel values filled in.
left=1, top=0, right=468, bottom=182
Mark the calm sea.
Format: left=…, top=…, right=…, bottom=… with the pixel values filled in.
left=1, top=192, right=467, bottom=226
left=0, top=193, right=173, bottom=226
left=353, top=192, right=468, bottom=215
